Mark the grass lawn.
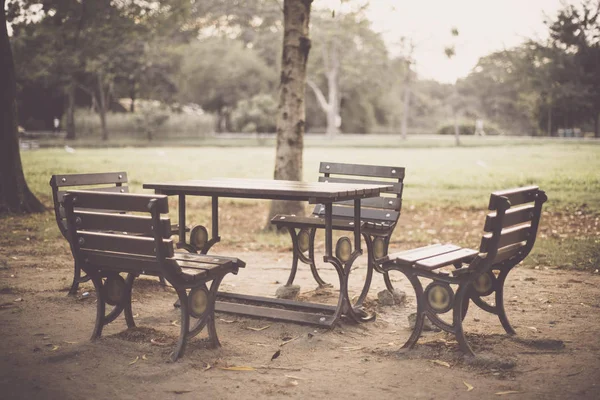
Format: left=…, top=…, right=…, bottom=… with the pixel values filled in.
left=12, top=139, right=600, bottom=271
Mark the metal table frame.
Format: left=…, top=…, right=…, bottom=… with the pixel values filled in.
left=144, top=178, right=393, bottom=327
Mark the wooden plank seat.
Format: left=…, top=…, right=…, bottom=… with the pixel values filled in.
left=50, top=172, right=188, bottom=295
left=381, top=186, right=547, bottom=356
left=62, top=190, right=245, bottom=361
left=271, top=161, right=405, bottom=294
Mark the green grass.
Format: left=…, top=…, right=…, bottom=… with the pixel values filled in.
left=22, top=142, right=600, bottom=210
left=13, top=140, right=600, bottom=272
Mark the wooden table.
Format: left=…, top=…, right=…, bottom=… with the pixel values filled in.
left=143, top=178, right=393, bottom=327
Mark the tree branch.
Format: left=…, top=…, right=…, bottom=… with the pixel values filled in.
left=307, top=79, right=330, bottom=112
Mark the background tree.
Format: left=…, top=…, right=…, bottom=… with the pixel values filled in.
left=177, top=38, right=276, bottom=132
left=0, top=0, right=44, bottom=214
left=267, top=0, right=312, bottom=223
left=444, top=27, right=461, bottom=145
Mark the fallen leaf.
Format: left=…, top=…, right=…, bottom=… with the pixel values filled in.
left=203, top=363, right=212, bottom=371
left=271, top=350, right=281, bottom=361
left=287, top=379, right=299, bottom=387
left=430, top=359, right=451, bottom=368
left=219, top=318, right=236, bottom=323
left=170, top=320, right=180, bottom=327
left=129, top=356, right=139, bottom=365
left=170, top=390, right=193, bottom=394
left=142, top=354, right=148, bottom=360
left=14, top=298, right=23, bottom=302
left=246, top=325, right=270, bottom=331
left=151, top=339, right=168, bottom=346
left=50, top=345, right=60, bottom=351
left=219, top=366, right=256, bottom=371
left=495, top=390, right=521, bottom=395
left=64, top=341, right=77, bottom=344
left=526, top=326, right=538, bottom=332
left=464, top=381, right=474, bottom=392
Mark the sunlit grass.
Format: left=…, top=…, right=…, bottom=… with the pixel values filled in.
left=23, top=143, right=600, bottom=210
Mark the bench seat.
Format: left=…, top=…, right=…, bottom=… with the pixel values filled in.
left=385, top=244, right=478, bottom=271
left=272, top=214, right=396, bottom=235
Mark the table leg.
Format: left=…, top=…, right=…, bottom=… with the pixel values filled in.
left=178, top=194, right=186, bottom=246
left=212, top=196, right=219, bottom=239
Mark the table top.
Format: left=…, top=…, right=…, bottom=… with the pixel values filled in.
left=143, top=178, right=393, bottom=203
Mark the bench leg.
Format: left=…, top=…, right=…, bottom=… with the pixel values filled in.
left=90, top=273, right=137, bottom=340
left=285, top=228, right=329, bottom=288
left=90, top=275, right=106, bottom=339
left=188, top=277, right=224, bottom=348
left=171, top=287, right=191, bottom=362
left=453, top=284, right=475, bottom=357
left=495, top=268, right=516, bottom=335
left=401, top=273, right=426, bottom=350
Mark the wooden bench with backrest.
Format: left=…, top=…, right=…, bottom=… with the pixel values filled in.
left=380, top=186, right=547, bottom=356
left=62, top=190, right=245, bottom=361
left=51, top=172, right=186, bottom=294
left=271, top=162, right=405, bottom=293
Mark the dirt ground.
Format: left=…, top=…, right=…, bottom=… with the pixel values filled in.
left=1, top=208, right=600, bottom=400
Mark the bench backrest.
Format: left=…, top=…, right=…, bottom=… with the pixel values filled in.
left=50, top=172, right=129, bottom=239
left=62, top=190, right=178, bottom=277
left=313, top=162, right=405, bottom=225
left=478, top=186, right=547, bottom=266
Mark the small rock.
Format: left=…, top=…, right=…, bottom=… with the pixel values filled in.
left=408, top=312, right=440, bottom=332
left=392, top=289, right=406, bottom=304
left=276, top=285, right=300, bottom=300
left=377, top=290, right=395, bottom=306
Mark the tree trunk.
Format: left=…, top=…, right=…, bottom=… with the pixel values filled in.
left=595, top=110, right=599, bottom=138
left=401, top=77, right=410, bottom=140
left=266, top=0, right=312, bottom=227
left=129, top=78, right=136, bottom=113
left=0, top=1, right=45, bottom=214
left=547, top=106, right=552, bottom=136
left=97, top=72, right=109, bottom=141
left=453, top=111, right=460, bottom=146
left=65, top=80, right=76, bottom=140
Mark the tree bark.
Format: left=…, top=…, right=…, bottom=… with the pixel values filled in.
left=0, top=0, right=45, bottom=214
left=595, top=110, right=599, bottom=138
left=266, top=0, right=312, bottom=227
left=65, top=79, right=76, bottom=140
left=97, top=71, right=109, bottom=141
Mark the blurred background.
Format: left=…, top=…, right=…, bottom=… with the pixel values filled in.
left=7, top=0, right=600, bottom=142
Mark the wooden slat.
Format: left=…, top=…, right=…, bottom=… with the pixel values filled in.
left=77, top=231, right=174, bottom=257
left=492, top=242, right=527, bottom=264
left=81, top=250, right=166, bottom=275
left=319, top=162, right=405, bottom=179
left=51, top=172, right=128, bottom=188
left=66, top=190, right=169, bottom=213
left=484, top=204, right=535, bottom=232
left=415, top=248, right=479, bottom=270
left=215, top=301, right=336, bottom=327
left=480, top=224, right=531, bottom=253
left=318, top=177, right=403, bottom=194
left=75, top=211, right=172, bottom=238
left=272, top=214, right=361, bottom=230
left=489, top=186, right=538, bottom=210
left=173, top=252, right=244, bottom=268
left=323, top=197, right=402, bottom=210
left=57, top=186, right=129, bottom=202
left=313, top=204, right=399, bottom=222
left=388, top=244, right=461, bottom=264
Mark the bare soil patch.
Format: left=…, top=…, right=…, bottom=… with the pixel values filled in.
left=1, top=207, right=599, bottom=399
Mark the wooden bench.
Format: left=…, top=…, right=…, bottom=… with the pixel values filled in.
left=271, top=162, right=405, bottom=292
left=381, top=186, right=547, bottom=356
left=50, top=172, right=185, bottom=294
left=62, top=190, right=245, bottom=361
